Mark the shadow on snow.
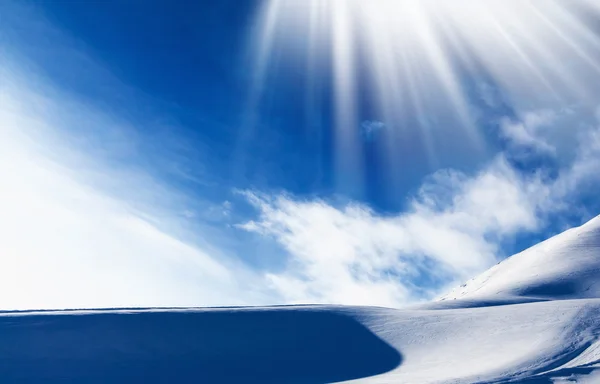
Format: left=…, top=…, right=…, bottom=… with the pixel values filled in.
left=0, top=307, right=402, bottom=383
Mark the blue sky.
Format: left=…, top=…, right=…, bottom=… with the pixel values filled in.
left=2, top=0, right=600, bottom=309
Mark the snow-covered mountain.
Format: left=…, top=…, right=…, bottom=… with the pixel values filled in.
left=441, top=215, right=600, bottom=303
left=2, top=216, right=600, bottom=383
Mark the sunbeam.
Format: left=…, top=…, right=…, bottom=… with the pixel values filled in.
left=249, top=0, right=600, bottom=194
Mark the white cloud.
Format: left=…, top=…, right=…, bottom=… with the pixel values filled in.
left=241, top=111, right=600, bottom=307
left=361, top=120, right=386, bottom=140
left=499, top=109, right=557, bottom=154
left=240, top=160, right=538, bottom=307
left=0, top=69, right=272, bottom=310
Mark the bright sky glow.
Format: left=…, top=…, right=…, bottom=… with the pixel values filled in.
left=252, top=0, right=600, bottom=184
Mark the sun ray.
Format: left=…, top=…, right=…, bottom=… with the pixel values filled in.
left=248, top=0, right=600, bottom=193
left=330, top=0, right=363, bottom=192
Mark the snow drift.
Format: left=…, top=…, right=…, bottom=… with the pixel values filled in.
left=2, top=215, right=600, bottom=383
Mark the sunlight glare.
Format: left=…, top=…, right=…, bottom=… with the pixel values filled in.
left=250, top=0, right=600, bottom=191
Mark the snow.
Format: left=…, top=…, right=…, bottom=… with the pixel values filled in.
left=2, top=215, right=600, bottom=383
left=0, top=306, right=400, bottom=383
left=355, top=300, right=600, bottom=383
left=441, top=215, right=600, bottom=303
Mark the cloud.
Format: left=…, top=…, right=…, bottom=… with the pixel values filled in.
left=239, top=160, right=538, bottom=307
left=241, top=110, right=600, bottom=307
left=0, top=67, right=273, bottom=310
left=361, top=120, right=386, bottom=140
left=499, top=109, right=557, bottom=155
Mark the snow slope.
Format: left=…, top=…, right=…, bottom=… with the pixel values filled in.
left=1, top=302, right=599, bottom=383
left=355, top=300, right=600, bottom=383
left=441, top=215, right=600, bottom=302
left=1, top=216, right=600, bottom=383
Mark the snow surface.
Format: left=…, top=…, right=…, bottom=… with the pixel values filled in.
left=441, top=215, right=600, bottom=303
left=2, top=215, right=600, bottom=383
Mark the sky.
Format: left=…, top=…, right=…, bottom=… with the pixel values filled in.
left=1, top=0, right=600, bottom=309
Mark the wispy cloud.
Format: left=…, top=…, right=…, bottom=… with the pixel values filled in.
left=500, top=109, right=557, bottom=155
left=240, top=109, right=600, bottom=307
left=239, top=161, right=537, bottom=306
left=0, top=66, right=273, bottom=310
left=361, top=120, right=386, bottom=141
